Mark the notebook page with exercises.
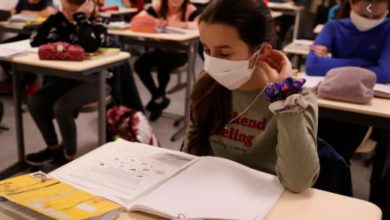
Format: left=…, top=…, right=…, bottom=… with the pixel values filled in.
left=132, top=156, right=284, bottom=220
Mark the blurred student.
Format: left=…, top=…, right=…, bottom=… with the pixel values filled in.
left=0, top=0, right=56, bottom=94
left=133, top=0, right=200, bottom=121
left=12, top=0, right=56, bottom=17
left=306, top=0, right=390, bottom=215
left=306, top=0, right=389, bottom=84
left=26, top=0, right=143, bottom=166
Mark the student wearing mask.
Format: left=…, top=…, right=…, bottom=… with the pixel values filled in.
left=133, top=0, right=200, bottom=121
left=306, top=0, right=390, bottom=84
left=26, top=0, right=143, bottom=166
left=183, top=0, right=320, bottom=193
left=306, top=0, right=389, bottom=216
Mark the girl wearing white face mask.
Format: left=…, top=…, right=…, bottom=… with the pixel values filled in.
left=182, top=0, right=320, bottom=193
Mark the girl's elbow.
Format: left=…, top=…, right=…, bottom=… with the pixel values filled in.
left=279, top=166, right=320, bottom=193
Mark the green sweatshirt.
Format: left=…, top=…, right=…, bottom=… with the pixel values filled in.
left=183, top=88, right=320, bottom=193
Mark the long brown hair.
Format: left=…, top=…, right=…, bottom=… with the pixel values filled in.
left=187, top=0, right=274, bottom=156
left=159, top=0, right=189, bottom=21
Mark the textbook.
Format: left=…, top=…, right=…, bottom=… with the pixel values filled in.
left=0, top=172, right=121, bottom=220
left=50, top=139, right=285, bottom=220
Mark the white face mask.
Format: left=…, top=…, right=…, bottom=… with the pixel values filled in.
left=204, top=48, right=262, bottom=90
left=350, top=10, right=388, bottom=32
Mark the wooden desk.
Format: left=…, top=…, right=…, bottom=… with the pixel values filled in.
left=267, top=2, right=305, bottom=40
left=314, top=24, right=324, bottom=34
left=318, top=97, right=390, bottom=122
left=109, top=29, right=199, bottom=141
left=283, top=40, right=312, bottom=69
left=115, top=189, right=381, bottom=220
left=0, top=189, right=382, bottom=220
left=283, top=40, right=313, bottom=56
left=271, top=11, right=283, bottom=19
left=0, top=52, right=130, bottom=179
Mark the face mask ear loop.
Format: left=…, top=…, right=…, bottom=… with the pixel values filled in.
left=249, top=43, right=265, bottom=69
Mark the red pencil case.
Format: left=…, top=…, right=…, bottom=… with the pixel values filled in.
left=38, top=42, right=85, bottom=61
left=99, top=5, right=120, bottom=12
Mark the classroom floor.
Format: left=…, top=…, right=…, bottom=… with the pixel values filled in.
left=0, top=56, right=372, bottom=202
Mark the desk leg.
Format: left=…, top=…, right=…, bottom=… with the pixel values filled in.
left=0, top=64, right=27, bottom=179
left=293, top=10, right=301, bottom=40
left=98, top=70, right=107, bottom=146
left=170, top=40, right=197, bottom=142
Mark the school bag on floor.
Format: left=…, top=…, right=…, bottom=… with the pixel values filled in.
left=106, top=105, right=159, bottom=147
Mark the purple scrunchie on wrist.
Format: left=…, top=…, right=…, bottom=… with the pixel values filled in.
left=265, top=77, right=306, bottom=102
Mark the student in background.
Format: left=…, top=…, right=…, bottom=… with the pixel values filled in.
left=12, top=0, right=56, bottom=17
left=183, top=0, right=319, bottom=193
left=133, top=0, right=200, bottom=121
left=306, top=0, right=390, bottom=84
left=306, top=0, right=389, bottom=215
left=0, top=0, right=56, bottom=94
left=26, top=0, right=143, bottom=166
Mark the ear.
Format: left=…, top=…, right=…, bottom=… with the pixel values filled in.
left=249, top=43, right=272, bottom=68
left=257, top=43, right=272, bottom=61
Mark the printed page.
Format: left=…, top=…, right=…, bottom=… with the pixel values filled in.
left=132, top=156, right=284, bottom=220
left=50, top=139, right=198, bottom=208
left=373, top=83, right=390, bottom=99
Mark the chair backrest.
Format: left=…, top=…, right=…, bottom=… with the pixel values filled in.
left=314, top=137, right=353, bottom=196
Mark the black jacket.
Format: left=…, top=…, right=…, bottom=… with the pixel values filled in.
left=30, top=12, right=108, bottom=52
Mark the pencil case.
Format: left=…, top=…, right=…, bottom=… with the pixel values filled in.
left=130, top=15, right=157, bottom=33
left=38, top=42, right=85, bottom=61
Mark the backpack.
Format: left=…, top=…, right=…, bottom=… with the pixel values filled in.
left=106, top=105, right=159, bottom=146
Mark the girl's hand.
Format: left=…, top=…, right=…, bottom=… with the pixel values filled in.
left=259, top=50, right=292, bottom=83
left=310, top=45, right=331, bottom=57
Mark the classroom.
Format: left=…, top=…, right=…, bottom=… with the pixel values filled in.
left=0, top=0, right=389, bottom=219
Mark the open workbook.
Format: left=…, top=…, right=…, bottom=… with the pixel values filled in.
left=48, top=139, right=284, bottom=220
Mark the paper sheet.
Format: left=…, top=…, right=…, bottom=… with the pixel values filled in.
left=0, top=39, right=38, bottom=58
left=133, top=157, right=284, bottom=220
left=50, top=140, right=198, bottom=208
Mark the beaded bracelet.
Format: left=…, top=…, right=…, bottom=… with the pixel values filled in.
left=264, top=77, right=306, bottom=102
